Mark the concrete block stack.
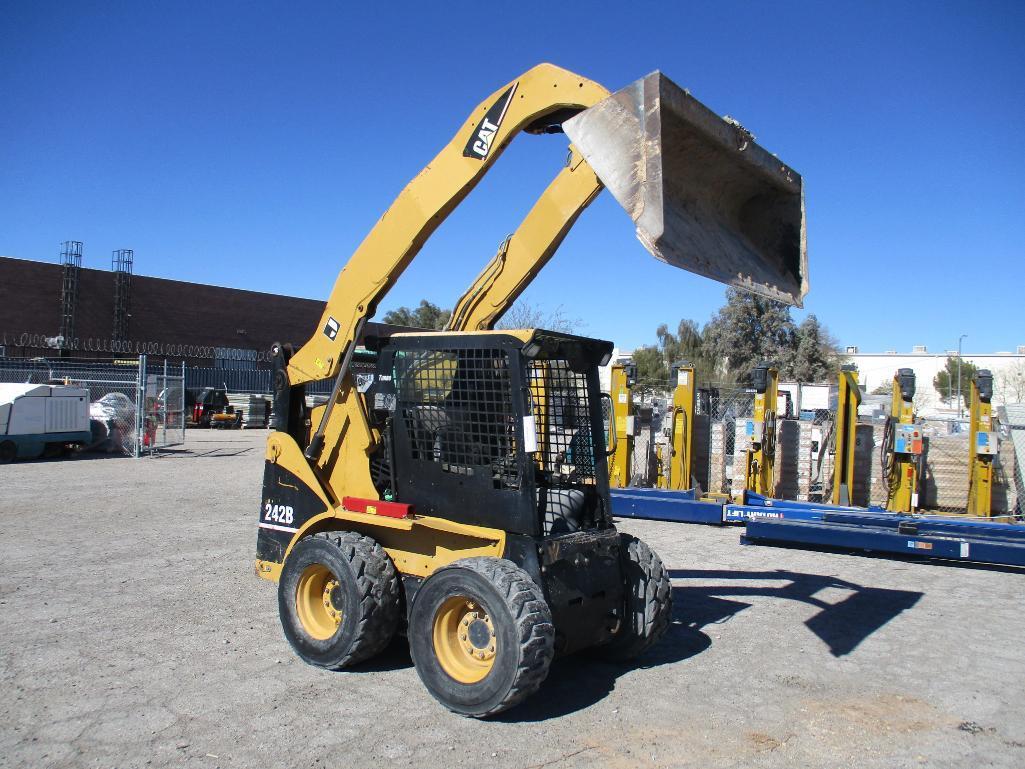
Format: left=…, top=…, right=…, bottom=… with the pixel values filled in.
left=774, top=419, right=801, bottom=500
left=730, top=418, right=752, bottom=499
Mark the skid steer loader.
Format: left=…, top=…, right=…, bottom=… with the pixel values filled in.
left=255, top=64, right=807, bottom=716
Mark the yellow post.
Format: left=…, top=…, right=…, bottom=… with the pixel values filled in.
left=884, top=368, right=921, bottom=512
left=743, top=363, right=779, bottom=498
left=831, top=366, right=862, bottom=506
left=608, top=363, right=635, bottom=488
left=668, top=362, right=696, bottom=491
left=967, top=370, right=995, bottom=516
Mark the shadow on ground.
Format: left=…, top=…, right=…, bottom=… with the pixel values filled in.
left=335, top=567, right=923, bottom=721
left=497, top=588, right=714, bottom=722
left=670, top=568, right=923, bottom=657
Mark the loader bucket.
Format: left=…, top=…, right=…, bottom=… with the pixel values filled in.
left=563, top=72, right=808, bottom=306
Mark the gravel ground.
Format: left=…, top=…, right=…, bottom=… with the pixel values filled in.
left=1, top=430, right=1023, bottom=769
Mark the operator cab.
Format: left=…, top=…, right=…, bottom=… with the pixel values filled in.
left=365, top=329, right=615, bottom=538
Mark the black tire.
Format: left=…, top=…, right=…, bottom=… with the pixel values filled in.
left=278, top=531, right=400, bottom=669
left=409, top=557, right=554, bottom=717
left=595, top=533, right=672, bottom=661
left=0, top=441, right=16, bottom=464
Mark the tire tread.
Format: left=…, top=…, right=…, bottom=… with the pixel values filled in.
left=435, top=557, right=555, bottom=717
left=312, top=530, right=400, bottom=667
left=598, top=534, right=672, bottom=661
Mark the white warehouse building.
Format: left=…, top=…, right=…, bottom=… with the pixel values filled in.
left=845, top=345, right=1025, bottom=409
left=601, top=345, right=1025, bottom=413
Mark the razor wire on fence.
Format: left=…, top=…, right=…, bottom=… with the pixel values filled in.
left=0, top=330, right=274, bottom=363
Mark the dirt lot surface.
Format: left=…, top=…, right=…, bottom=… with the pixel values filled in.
left=2, top=430, right=1023, bottom=768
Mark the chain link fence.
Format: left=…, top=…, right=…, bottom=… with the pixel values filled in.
left=701, top=387, right=756, bottom=497
left=185, top=367, right=335, bottom=396
left=142, top=360, right=186, bottom=454
left=617, top=376, right=1022, bottom=516
left=0, top=355, right=185, bottom=457
left=866, top=415, right=1019, bottom=516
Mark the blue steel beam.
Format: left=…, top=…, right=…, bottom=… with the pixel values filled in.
left=742, top=518, right=1025, bottom=568
left=610, top=487, right=725, bottom=525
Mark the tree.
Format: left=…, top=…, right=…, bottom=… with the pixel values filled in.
left=788, top=315, right=842, bottom=382
left=934, top=356, right=979, bottom=408
left=997, top=359, right=1025, bottom=403
left=631, top=345, right=667, bottom=390
left=381, top=299, right=451, bottom=330
left=702, top=288, right=797, bottom=384
left=700, top=289, right=842, bottom=384
left=653, top=319, right=717, bottom=387
left=496, top=301, right=581, bottom=334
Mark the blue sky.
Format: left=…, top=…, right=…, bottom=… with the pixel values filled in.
left=2, top=1, right=1023, bottom=354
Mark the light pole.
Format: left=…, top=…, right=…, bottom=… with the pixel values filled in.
left=956, top=334, right=967, bottom=418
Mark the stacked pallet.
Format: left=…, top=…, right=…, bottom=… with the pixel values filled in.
left=921, top=431, right=1017, bottom=513
left=227, top=393, right=271, bottom=429
left=778, top=420, right=828, bottom=502
left=920, top=433, right=970, bottom=510
left=243, top=397, right=270, bottom=429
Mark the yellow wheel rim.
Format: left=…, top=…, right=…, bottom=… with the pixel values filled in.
left=433, top=596, right=497, bottom=684
left=295, top=563, right=342, bottom=641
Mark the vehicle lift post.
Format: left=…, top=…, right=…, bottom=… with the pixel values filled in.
left=608, top=361, right=636, bottom=488
left=884, top=368, right=922, bottom=513
left=831, top=365, right=862, bottom=507
left=665, top=361, right=696, bottom=491
left=967, top=369, right=996, bottom=516
left=742, top=363, right=779, bottom=500
left=609, top=361, right=725, bottom=524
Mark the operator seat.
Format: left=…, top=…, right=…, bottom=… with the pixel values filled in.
left=538, top=486, right=586, bottom=535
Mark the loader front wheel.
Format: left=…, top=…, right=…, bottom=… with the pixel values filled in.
left=409, top=558, right=554, bottom=718
left=594, top=534, right=672, bottom=662
left=278, top=531, right=400, bottom=669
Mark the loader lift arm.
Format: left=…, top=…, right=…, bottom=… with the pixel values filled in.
left=447, top=146, right=603, bottom=332
left=276, top=63, right=807, bottom=508
left=288, top=64, right=609, bottom=387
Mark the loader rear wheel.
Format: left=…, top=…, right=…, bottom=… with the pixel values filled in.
left=409, top=557, right=554, bottom=718
left=0, top=441, right=16, bottom=464
left=278, top=531, right=400, bottom=669
left=594, top=534, right=672, bottom=661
